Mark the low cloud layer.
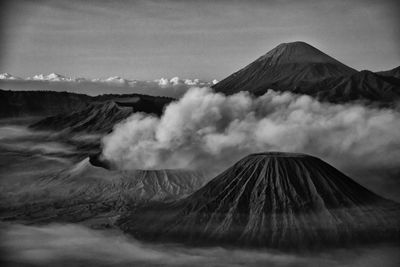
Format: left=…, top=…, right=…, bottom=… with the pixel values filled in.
left=1, top=223, right=399, bottom=267
left=0, top=74, right=217, bottom=98
left=0, top=122, right=100, bottom=191
left=102, top=87, right=400, bottom=199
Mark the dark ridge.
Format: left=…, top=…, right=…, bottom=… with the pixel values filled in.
left=377, top=66, right=400, bottom=79
left=89, top=153, right=112, bottom=170
left=93, top=93, right=175, bottom=102
left=115, top=98, right=167, bottom=116
left=0, top=89, right=92, bottom=118
left=0, top=89, right=175, bottom=120
left=30, top=101, right=133, bottom=133
left=28, top=93, right=175, bottom=133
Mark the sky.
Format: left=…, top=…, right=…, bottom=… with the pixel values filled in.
left=0, top=0, right=399, bottom=80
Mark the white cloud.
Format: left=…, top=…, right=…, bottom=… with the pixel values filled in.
left=155, top=77, right=210, bottom=87
left=0, top=73, right=22, bottom=80
left=2, top=73, right=214, bottom=88
left=184, top=78, right=200, bottom=86
left=2, top=223, right=399, bottom=267
left=156, top=77, right=170, bottom=86
left=27, top=73, right=75, bottom=82
left=102, top=87, right=400, bottom=185
left=0, top=74, right=217, bottom=98
left=170, top=76, right=181, bottom=86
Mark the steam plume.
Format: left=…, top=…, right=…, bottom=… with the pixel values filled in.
left=102, top=87, right=400, bottom=169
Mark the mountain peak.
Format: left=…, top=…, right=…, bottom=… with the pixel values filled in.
left=248, top=151, right=311, bottom=158
left=258, top=41, right=342, bottom=65
left=274, top=41, right=314, bottom=50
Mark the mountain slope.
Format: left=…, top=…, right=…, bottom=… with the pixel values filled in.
left=119, top=152, right=400, bottom=248
left=213, top=42, right=357, bottom=95
left=320, top=70, right=400, bottom=103
left=0, top=89, right=92, bottom=118
left=0, top=157, right=208, bottom=225
left=0, top=89, right=174, bottom=119
left=294, top=70, right=400, bottom=104
left=30, top=94, right=174, bottom=133
left=212, top=42, right=400, bottom=104
left=30, top=101, right=133, bottom=134
left=377, top=66, right=400, bottom=79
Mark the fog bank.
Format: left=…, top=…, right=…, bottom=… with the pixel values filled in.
left=1, top=223, right=399, bottom=267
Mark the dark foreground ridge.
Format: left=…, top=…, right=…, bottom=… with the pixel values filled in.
left=119, top=152, right=400, bottom=249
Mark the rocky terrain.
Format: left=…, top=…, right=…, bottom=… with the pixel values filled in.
left=0, top=156, right=208, bottom=226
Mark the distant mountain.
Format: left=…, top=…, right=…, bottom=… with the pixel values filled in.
left=30, top=94, right=174, bottom=133
left=213, top=42, right=356, bottom=95
left=0, top=89, right=92, bottom=118
left=119, top=152, right=400, bottom=248
left=295, top=70, right=400, bottom=103
left=0, top=157, right=208, bottom=225
left=0, top=89, right=173, bottom=121
left=93, top=93, right=173, bottom=116
left=30, top=101, right=132, bottom=133
left=377, top=66, right=400, bottom=79
left=321, top=70, right=400, bottom=102
left=213, top=42, right=400, bottom=104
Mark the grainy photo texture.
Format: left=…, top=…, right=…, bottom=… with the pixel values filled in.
left=0, top=0, right=399, bottom=266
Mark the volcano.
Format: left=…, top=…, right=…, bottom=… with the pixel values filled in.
left=212, top=42, right=400, bottom=104
left=212, top=42, right=356, bottom=95
left=119, top=152, right=400, bottom=248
